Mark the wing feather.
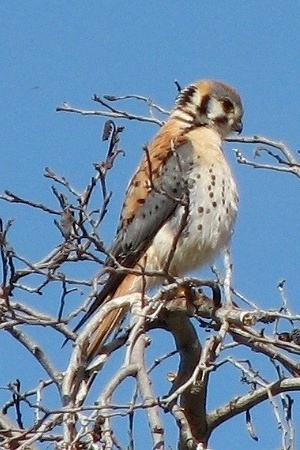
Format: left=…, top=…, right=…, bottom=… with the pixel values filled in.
left=73, top=131, right=192, bottom=333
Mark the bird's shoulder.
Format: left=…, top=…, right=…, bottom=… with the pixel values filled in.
left=118, top=120, right=191, bottom=230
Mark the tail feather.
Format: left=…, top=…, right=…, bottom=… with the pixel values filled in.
left=87, top=307, right=127, bottom=359
left=86, top=273, right=141, bottom=360
left=72, top=271, right=127, bottom=335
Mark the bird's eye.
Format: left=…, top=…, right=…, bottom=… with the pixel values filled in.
left=222, top=98, right=234, bottom=113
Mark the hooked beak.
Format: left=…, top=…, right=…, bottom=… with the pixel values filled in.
left=233, top=120, right=243, bottom=134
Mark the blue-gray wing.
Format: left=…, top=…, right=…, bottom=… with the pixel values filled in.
left=73, top=145, right=193, bottom=333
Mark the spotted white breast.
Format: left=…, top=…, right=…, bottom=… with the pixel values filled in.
left=137, top=126, right=238, bottom=286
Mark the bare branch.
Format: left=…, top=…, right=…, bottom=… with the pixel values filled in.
left=56, top=102, right=164, bottom=126
left=226, top=135, right=300, bottom=177
left=0, top=191, right=60, bottom=214
left=207, top=378, right=300, bottom=434
left=7, top=327, right=61, bottom=384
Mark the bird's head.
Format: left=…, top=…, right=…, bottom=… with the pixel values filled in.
left=172, top=79, right=243, bottom=138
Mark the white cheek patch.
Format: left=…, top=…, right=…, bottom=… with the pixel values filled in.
left=206, top=97, right=224, bottom=119
left=191, top=89, right=201, bottom=107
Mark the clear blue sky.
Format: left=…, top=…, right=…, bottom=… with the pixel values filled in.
left=1, top=2, right=300, bottom=449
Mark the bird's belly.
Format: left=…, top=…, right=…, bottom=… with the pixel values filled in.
left=145, top=161, right=238, bottom=277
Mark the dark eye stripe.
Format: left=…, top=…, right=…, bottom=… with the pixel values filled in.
left=198, top=94, right=210, bottom=115
left=214, top=116, right=228, bottom=125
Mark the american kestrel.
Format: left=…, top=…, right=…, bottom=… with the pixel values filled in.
left=75, top=80, right=243, bottom=360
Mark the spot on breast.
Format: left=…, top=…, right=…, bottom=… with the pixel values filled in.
left=187, top=178, right=196, bottom=188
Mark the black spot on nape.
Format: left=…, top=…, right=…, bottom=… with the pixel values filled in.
left=176, top=84, right=197, bottom=107
left=171, top=113, right=194, bottom=124
left=198, top=94, right=210, bottom=115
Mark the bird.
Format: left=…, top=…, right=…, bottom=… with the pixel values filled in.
left=74, top=79, right=244, bottom=360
